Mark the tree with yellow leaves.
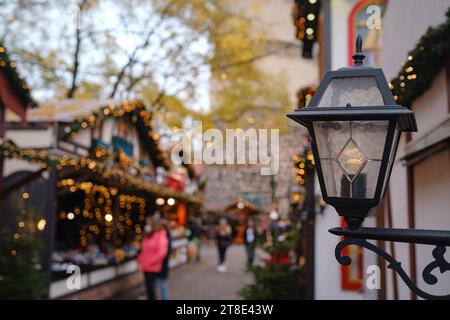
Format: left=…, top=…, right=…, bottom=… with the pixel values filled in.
left=1, top=0, right=290, bottom=130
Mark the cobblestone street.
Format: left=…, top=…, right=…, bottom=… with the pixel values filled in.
left=115, top=244, right=254, bottom=300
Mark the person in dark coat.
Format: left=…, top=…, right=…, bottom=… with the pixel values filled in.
left=216, top=218, right=232, bottom=273
left=244, top=218, right=257, bottom=269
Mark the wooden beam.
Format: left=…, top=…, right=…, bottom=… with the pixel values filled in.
left=0, top=167, right=46, bottom=198
left=376, top=203, right=386, bottom=300
left=386, top=189, right=399, bottom=300
left=407, top=165, right=417, bottom=300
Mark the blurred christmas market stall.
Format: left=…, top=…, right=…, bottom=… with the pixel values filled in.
left=1, top=98, right=203, bottom=299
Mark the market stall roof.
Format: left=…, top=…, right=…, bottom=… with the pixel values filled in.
left=6, top=98, right=116, bottom=122
left=0, top=44, right=38, bottom=120
left=224, top=198, right=259, bottom=215
left=7, top=98, right=171, bottom=169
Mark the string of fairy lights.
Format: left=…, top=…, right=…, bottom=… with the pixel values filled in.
left=58, top=179, right=146, bottom=246
left=0, top=140, right=202, bottom=205
left=389, top=9, right=450, bottom=107
left=292, top=0, right=321, bottom=58
left=291, top=150, right=315, bottom=186
left=61, top=99, right=170, bottom=169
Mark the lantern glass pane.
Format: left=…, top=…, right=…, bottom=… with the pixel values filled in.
left=381, top=124, right=400, bottom=196
left=314, top=120, right=387, bottom=199
left=317, top=77, right=385, bottom=107
left=320, top=159, right=348, bottom=197
left=352, top=160, right=382, bottom=198
left=352, top=120, right=389, bottom=160
left=313, top=121, right=350, bottom=158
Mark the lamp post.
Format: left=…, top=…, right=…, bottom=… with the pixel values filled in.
left=287, top=35, right=450, bottom=300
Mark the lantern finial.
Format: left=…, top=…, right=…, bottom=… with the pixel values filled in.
left=352, top=34, right=365, bottom=66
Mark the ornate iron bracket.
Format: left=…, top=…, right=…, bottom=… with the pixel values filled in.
left=330, top=227, right=450, bottom=300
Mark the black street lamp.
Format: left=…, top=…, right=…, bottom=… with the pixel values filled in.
left=287, top=35, right=450, bottom=300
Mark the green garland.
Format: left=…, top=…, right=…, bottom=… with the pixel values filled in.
left=0, top=140, right=202, bottom=205
left=61, top=99, right=170, bottom=169
left=292, top=150, right=315, bottom=186
left=0, top=44, right=38, bottom=109
left=390, top=8, right=450, bottom=107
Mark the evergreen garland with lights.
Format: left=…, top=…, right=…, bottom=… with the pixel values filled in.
left=61, top=99, right=170, bottom=169
left=291, top=150, right=315, bottom=186
left=296, top=85, right=317, bottom=108
left=0, top=44, right=38, bottom=109
left=390, top=8, right=450, bottom=107
left=0, top=140, right=202, bottom=205
left=292, top=0, right=321, bottom=58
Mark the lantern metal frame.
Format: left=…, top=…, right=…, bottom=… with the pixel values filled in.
left=286, top=35, right=450, bottom=300
left=288, top=38, right=416, bottom=229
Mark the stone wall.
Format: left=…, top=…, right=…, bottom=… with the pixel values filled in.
left=201, top=128, right=309, bottom=216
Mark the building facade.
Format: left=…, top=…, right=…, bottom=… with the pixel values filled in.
left=315, top=0, right=450, bottom=300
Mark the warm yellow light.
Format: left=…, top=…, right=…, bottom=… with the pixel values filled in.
left=306, top=28, right=314, bottom=35
left=67, top=212, right=75, bottom=220
left=105, top=213, right=113, bottom=222
left=307, top=14, right=315, bottom=21
left=155, top=198, right=165, bottom=205
left=37, top=219, right=46, bottom=231
left=22, top=192, right=29, bottom=199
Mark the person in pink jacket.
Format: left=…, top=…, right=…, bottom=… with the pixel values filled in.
left=138, top=215, right=168, bottom=300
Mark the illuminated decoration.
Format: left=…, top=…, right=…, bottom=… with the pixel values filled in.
left=92, top=145, right=108, bottom=160
left=224, top=198, right=259, bottom=216
left=167, top=198, right=175, bottom=206
left=37, top=219, right=46, bottom=231
left=0, top=43, right=38, bottom=118
left=292, top=0, right=321, bottom=58
left=61, top=99, right=170, bottom=169
left=155, top=197, right=165, bottom=205
left=291, top=150, right=315, bottom=186
left=296, top=85, right=317, bottom=109
left=390, top=9, right=450, bottom=107
left=58, top=180, right=147, bottom=246
left=0, top=140, right=202, bottom=205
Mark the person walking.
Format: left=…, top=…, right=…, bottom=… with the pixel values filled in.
left=216, top=218, right=232, bottom=273
left=244, top=218, right=257, bottom=269
left=138, top=215, right=168, bottom=300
